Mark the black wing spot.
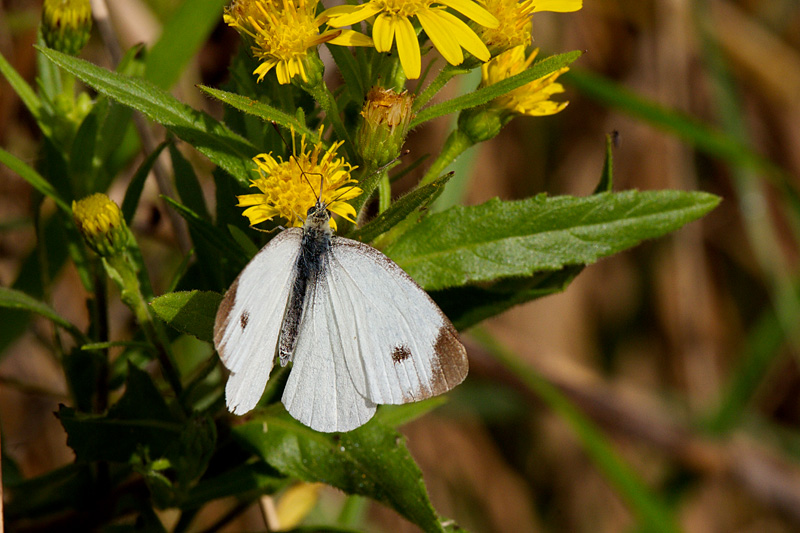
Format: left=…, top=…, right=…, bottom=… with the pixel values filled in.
left=392, top=345, right=412, bottom=364
left=240, top=311, right=250, bottom=330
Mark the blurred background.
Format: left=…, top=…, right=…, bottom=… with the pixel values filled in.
left=2, top=0, right=800, bottom=531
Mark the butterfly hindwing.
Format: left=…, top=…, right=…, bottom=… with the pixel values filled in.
left=281, top=269, right=378, bottom=432
left=214, top=229, right=302, bottom=415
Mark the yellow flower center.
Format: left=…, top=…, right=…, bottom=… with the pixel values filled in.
left=73, top=193, right=123, bottom=238
left=477, top=0, right=534, bottom=51
left=372, top=0, right=433, bottom=19
left=231, top=0, right=319, bottom=60
left=237, top=129, right=362, bottom=230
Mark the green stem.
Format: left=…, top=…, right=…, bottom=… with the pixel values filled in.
left=107, top=255, right=184, bottom=399
left=378, top=171, right=391, bottom=214
left=419, top=128, right=474, bottom=187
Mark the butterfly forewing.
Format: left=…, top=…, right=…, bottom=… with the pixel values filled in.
left=214, top=230, right=302, bottom=414
left=322, top=237, right=468, bottom=405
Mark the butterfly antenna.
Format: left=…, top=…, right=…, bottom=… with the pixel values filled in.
left=270, top=122, right=322, bottom=203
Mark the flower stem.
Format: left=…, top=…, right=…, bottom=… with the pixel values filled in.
left=419, top=128, right=475, bottom=187
left=106, top=255, right=184, bottom=400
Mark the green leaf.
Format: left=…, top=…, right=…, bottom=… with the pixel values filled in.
left=57, top=366, right=182, bottom=463
left=170, top=143, right=211, bottom=220
left=0, top=286, right=84, bottom=342
left=122, top=141, right=169, bottom=224
left=0, top=216, right=70, bottom=357
left=183, top=462, right=287, bottom=509
left=385, top=190, right=721, bottom=291
left=150, top=290, right=222, bottom=343
left=593, top=132, right=616, bottom=194
left=347, top=173, right=453, bottom=244
left=36, top=47, right=257, bottom=186
left=374, top=397, right=448, bottom=428
left=163, top=196, right=249, bottom=272
left=234, top=408, right=444, bottom=532
left=0, top=49, right=41, bottom=123
left=566, top=68, right=791, bottom=184
left=0, top=147, right=71, bottom=212
left=145, top=0, right=228, bottom=89
left=433, top=265, right=584, bottom=330
left=411, top=51, right=582, bottom=128
left=197, top=85, right=319, bottom=140
left=69, top=97, right=105, bottom=195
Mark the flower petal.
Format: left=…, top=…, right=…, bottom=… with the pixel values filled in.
left=437, top=0, right=499, bottom=28
left=373, top=13, right=395, bottom=52
left=394, top=16, right=421, bottom=79
left=326, top=29, right=375, bottom=47
left=435, top=10, right=491, bottom=61
left=325, top=3, right=382, bottom=27
left=532, top=0, right=582, bottom=13
left=418, top=9, right=463, bottom=66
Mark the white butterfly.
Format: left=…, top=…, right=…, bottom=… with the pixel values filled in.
left=213, top=199, right=468, bottom=432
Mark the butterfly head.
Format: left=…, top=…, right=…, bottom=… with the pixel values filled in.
left=303, top=199, right=333, bottom=234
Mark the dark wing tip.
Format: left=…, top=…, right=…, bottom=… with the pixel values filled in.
left=430, top=325, right=469, bottom=395
left=213, top=277, right=239, bottom=351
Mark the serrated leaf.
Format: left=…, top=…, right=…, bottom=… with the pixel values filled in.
left=433, top=265, right=584, bottom=330
left=385, top=190, right=720, bottom=291
left=234, top=408, right=444, bottom=533
left=347, top=173, right=453, bottom=244
left=0, top=147, right=71, bottom=212
left=411, top=51, right=582, bottom=128
left=198, top=85, right=318, bottom=140
left=57, top=366, right=182, bottom=463
left=0, top=286, right=83, bottom=342
left=36, top=47, right=257, bottom=186
left=150, top=290, right=222, bottom=343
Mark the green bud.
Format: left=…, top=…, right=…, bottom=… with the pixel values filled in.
left=457, top=106, right=507, bottom=144
left=41, top=0, right=93, bottom=56
left=355, top=87, right=415, bottom=167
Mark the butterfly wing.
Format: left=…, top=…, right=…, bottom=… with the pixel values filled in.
left=324, top=237, right=468, bottom=406
left=214, top=229, right=302, bottom=415
left=281, top=273, right=378, bottom=433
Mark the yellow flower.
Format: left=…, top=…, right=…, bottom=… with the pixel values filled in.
left=237, top=128, right=362, bottom=231
left=72, top=193, right=128, bottom=257
left=324, top=0, right=499, bottom=79
left=41, top=0, right=93, bottom=56
left=224, top=0, right=372, bottom=85
left=477, top=0, right=582, bottom=54
left=481, top=46, right=569, bottom=116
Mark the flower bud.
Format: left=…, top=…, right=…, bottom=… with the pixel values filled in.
left=41, top=0, right=93, bottom=56
left=355, top=87, right=415, bottom=167
left=72, top=194, right=128, bottom=257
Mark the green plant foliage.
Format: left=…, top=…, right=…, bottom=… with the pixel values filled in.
left=0, top=1, right=726, bottom=530
left=234, top=407, right=445, bottom=532
left=387, top=190, right=720, bottom=291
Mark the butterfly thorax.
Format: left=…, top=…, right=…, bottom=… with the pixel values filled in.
left=277, top=202, right=333, bottom=365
